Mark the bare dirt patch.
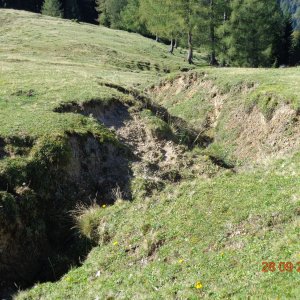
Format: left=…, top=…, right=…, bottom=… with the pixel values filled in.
left=148, top=72, right=230, bottom=134
left=56, top=100, right=187, bottom=186
left=148, top=72, right=299, bottom=163
left=227, top=104, right=300, bottom=161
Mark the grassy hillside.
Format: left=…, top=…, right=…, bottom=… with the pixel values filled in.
left=0, top=9, right=188, bottom=138
left=0, top=9, right=299, bottom=300
left=17, top=154, right=300, bottom=299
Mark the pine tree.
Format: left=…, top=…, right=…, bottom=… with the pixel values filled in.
left=139, top=0, right=182, bottom=53
left=208, top=0, right=230, bottom=65
left=290, top=30, right=300, bottom=65
left=175, top=0, right=208, bottom=64
left=274, top=15, right=293, bottom=66
left=65, top=0, right=80, bottom=20
left=222, top=0, right=284, bottom=67
left=121, top=0, right=148, bottom=34
left=96, top=0, right=128, bottom=28
left=96, top=0, right=110, bottom=26
left=41, top=0, right=62, bottom=17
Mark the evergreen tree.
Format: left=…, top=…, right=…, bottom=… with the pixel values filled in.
left=65, top=0, right=80, bottom=20
left=208, top=0, right=230, bottom=65
left=96, top=0, right=127, bottom=28
left=273, top=15, right=293, bottom=66
left=139, top=0, right=182, bottom=53
left=41, top=0, right=62, bottom=17
left=79, top=0, right=98, bottom=24
left=290, top=30, right=300, bottom=65
left=222, top=0, right=284, bottom=67
left=177, top=0, right=208, bottom=64
left=96, top=0, right=110, bottom=26
left=121, top=0, right=148, bottom=34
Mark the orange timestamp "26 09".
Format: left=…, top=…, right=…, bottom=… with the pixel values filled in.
left=262, top=262, right=300, bottom=273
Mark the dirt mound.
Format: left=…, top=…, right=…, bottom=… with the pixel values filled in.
left=116, top=112, right=184, bottom=182
left=149, top=72, right=200, bottom=97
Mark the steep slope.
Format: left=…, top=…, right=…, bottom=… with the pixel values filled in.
left=17, top=153, right=300, bottom=299
left=149, top=69, right=300, bottom=164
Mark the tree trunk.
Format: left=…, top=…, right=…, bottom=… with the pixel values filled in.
left=156, top=34, right=159, bottom=42
left=169, top=39, right=175, bottom=54
left=210, top=25, right=217, bottom=65
left=210, top=0, right=218, bottom=66
left=174, top=39, right=178, bottom=49
left=187, top=31, right=193, bottom=64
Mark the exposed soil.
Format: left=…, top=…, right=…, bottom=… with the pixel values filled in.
left=0, top=132, right=131, bottom=295
left=0, top=83, right=229, bottom=297
left=56, top=100, right=189, bottom=187
left=97, top=82, right=211, bottom=146
left=148, top=72, right=299, bottom=163
left=228, top=104, right=300, bottom=161
left=4, top=72, right=298, bottom=296
left=148, top=72, right=230, bottom=136
left=65, top=132, right=132, bottom=202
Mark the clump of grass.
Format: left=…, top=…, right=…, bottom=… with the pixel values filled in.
left=72, top=203, right=110, bottom=244
left=246, top=91, right=284, bottom=120
left=131, top=177, right=165, bottom=199
left=111, top=185, right=125, bottom=204
left=141, top=109, right=174, bottom=140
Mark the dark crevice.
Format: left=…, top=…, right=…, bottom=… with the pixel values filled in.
left=1, top=83, right=233, bottom=298
left=98, top=82, right=212, bottom=148
left=0, top=132, right=132, bottom=297
left=209, top=155, right=236, bottom=170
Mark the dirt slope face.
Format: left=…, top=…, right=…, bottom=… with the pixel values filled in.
left=225, top=104, right=300, bottom=162
left=55, top=93, right=221, bottom=194
left=148, top=72, right=300, bottom=163
left=0, top=88, right=222, bottom=293
left=0, top=132, right=131, bottom=289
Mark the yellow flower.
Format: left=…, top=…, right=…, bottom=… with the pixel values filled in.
left=102, top=205, right=106, bottom=208
left=178, top=259, right=184, bottom=264
left=195, top=281, right=203, bottom=289
left=113, top=241, right=119, bottom=246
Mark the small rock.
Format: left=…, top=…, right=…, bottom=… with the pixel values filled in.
left=95, top=270, right=101, bottom=278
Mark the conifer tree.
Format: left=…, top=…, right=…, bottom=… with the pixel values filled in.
left=121, top=0, right=147, bottom=34
left=41, top=0, right=62, bottom=17
left=96, top=0, right=110, bottom=26
left=222, top=0, right=283, bottom=67
left=65, top=0, right=80, bottom=20
left=139, top=0, right=182, bottom=54
left=274, top=15, right=293, bottom=66
left=208, top=0, right=230, bottom=65
left=176, top=0, right=208, bottom=64
left=290, top=30, right=300, bottom=64
left=96, top=0, right=127, bottom=28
